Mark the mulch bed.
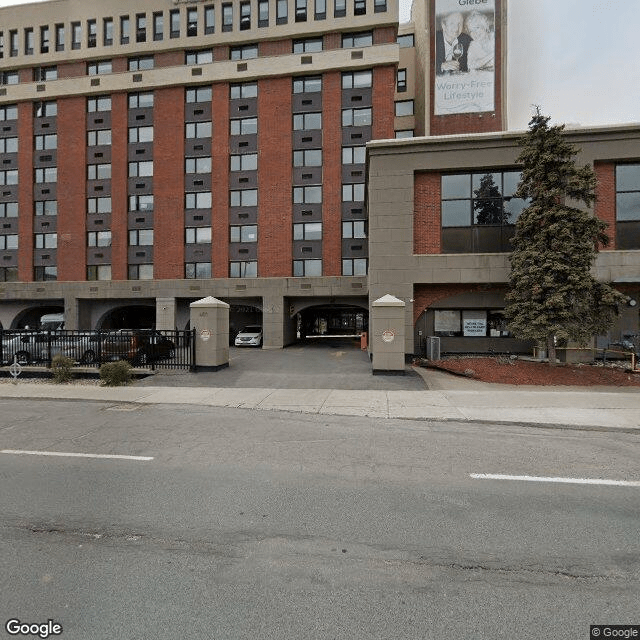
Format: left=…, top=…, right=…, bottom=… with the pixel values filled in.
left=420, top=357, right=640, bottom=387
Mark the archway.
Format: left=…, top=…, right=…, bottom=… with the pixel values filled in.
left=13, top=305, right=64, bottom=330
left=96, top=305, right=156, bottom=330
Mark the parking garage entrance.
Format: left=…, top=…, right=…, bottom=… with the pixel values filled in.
left=297, top=305, right=368, bottom=343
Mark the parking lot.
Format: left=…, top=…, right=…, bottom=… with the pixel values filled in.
left=134, top=338, right=426, bottom=391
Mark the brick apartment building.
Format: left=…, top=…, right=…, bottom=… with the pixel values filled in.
left=0, top=0, right=637, bottom=356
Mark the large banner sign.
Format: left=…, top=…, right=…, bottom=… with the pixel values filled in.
left=434, top=0, right=495, bottom=115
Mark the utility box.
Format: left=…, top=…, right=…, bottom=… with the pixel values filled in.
left=371, top=294, right=405, bottom=374
left=189, top=296, right=230, bottom=371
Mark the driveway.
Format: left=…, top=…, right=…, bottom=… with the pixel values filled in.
left=135, top=338, right=426, bottom=391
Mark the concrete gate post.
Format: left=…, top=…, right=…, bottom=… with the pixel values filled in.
left=189, top=296, right=230, bottom=371
left=371, top=294, right=406, bottom=374
left=156, top=297, right=177, bottom=331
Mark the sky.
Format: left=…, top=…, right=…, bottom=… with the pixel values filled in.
left=1, top=0, right=638, bottom=131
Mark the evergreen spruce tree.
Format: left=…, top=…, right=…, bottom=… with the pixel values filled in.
left=504, top=109, right=625, bottom=363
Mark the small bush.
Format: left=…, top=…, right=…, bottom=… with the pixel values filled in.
left=100, top=360, right=133, bottom=386
left=51, top=354, right=75, bottom=384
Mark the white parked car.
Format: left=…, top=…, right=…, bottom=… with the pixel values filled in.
left=234, top=325, right=263, bottom=347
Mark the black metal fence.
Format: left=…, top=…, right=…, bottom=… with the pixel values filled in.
left=0, top=329, right=196, bottom=371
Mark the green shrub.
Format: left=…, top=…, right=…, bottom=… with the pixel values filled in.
left=51, top=354, right=75, bottom=384
left=100, top=360, right=133, bottom=386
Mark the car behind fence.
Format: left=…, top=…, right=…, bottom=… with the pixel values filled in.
left=0, top=329, right=196, bottom=371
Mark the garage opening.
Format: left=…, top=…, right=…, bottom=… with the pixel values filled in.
left=98, top=305, right=155, bottom=330
left=297, top=305, right=368, bottom=341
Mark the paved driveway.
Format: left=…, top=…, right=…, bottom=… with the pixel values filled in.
left=136, top=338, right=426, bottom=391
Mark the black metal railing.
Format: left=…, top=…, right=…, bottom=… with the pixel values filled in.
left=0, top=329, right=196, bottom=371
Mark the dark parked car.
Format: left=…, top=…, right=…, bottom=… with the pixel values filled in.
left=100, top=330, right=175, bottom=365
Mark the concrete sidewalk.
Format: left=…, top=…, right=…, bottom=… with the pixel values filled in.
left=0, top=369, right=638, bottom=431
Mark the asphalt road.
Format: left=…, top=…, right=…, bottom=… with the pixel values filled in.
left=1, top=399, right=638, bottom=639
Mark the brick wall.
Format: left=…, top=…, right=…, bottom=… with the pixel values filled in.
left=322, top=71, right=342, bottom=276
left=257, top=76, right=292, bottom=277
left=110, top=93, right=129, bottom=281
left=594, top=162, right=616, bottom=249
left=57, top=61, right=85, bottom=79
left=372, top=65, right=395, bottom=140
left=413, top=172, right=441, bottom=254
left=153, top=87, right=185, bottom=279
left=211, top=83, right=230, bottom=278
left=260, top=39, right=291, bottom=56
left=374, top=26, right=396, bottom=45
left=17, top=102, right=33, bottom=282
left=57, top=96, right=87, bottom=281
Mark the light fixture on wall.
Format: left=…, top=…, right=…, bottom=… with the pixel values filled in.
left=628, top=298, right=637, bottom=307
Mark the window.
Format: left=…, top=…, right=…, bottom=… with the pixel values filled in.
left=87, top=197, right=111, bottom=214
left=34, top=167, right=57, bottom=184
left=395, top=100, right=414, bottom=117
left=293, top=112, right=322, bottom=130
left=40, top=26, right=50, bottom=53
left=35, top=233, right=57, bottom=249
left=397, top=68, right=407, bottom=92
left=128, top=264, right=153, bottom=280
left=395, top=129, right=414, bottom=139
left=342, top=32, right=372, bottom=48
left=128, top=56, right=154, bottom=71
left=295, top=0, right=308, bottom=22
left=128, top=92, right=154, bottom=108
left=0, top=267, right=18, bottom=282
left=293, top=149, right=322, bottom=167
left=293, top=37, right=322, bottom=53
left=87, top=130, right=112, bottom=146
left=0, top=170, right=18, bottom=186
left=230, top=225, right=257, bottom=242
left=342, top=258, right=367, bottom=275
left=342, top=220, right=366, bottom=238
left=34, top=266, right=57, bottom=281
left=136, top=14, right=146, bottom=42
left=342, top=70, right=372, bottom=89
left=88, top=230, right=112, bottom=247
left=120, top=16, right=130, bottom=44
left=205, top=5, right=215, bottom=34
left=170, top=9, right=180, bottom=37
left=230, top=261, right=257, bottom=278
left=186, top=262, right=212, bottom=279
left=230, top=44, right=258, bottom=60
left=230, top=189, right=258, bottom=207
left=128, top=126, right=154, bottom=143
left=342, top=107, right=372, bottom=127
left=153, top=12, right=164, bottom=40
left=374, top=0, right=387, bottom=12
left=186, top=121, right=212, bottom=139
left=230, top=154, right=258, bottom=171
left=55, top=24, right=64, bottom=51
left=293, top=222, right=322, bottom=240
left=186, top=227, right=212, bottom=244
left=129, top=194, right=154, bottom=211
left=342, top=183, right=365, bottom=202
left=293, top=185, right=322, bottom=204
left=24, top=27, right=34, bottom=54
left=315, top=0, right=327, bottom=19
left=342, top=146, right=366, bottom=164
left=103, top=18, right=114, bottom=45
left=0, top=202, right=18, bottom=217
left=0, top=105, right=18, bottom=121
left=230, top=82, right=258, bottom=99
left=87, top=60, right=112, bottom=75
left=187, top=8, right=198, bottom=36
left=293, top=75, right=322, bottom=94
left=34, top=101, right=57, bottom=117
left=186, top=49, right=213, bottom=64
left=88, top=96, right=112, bottom=112
left=87, top=163, right=111, bottom=180
left=277, top=0, right=288, bottom=24
left=334, top=0, right=346, bottom=17
left=0, top=234, right=18, bottom=250
left=0, top=137, right=18, bottom=153
left=9, top=30, right=18, bottom=57
left=354, top=0, right=366, bottom=15
left=87, top=20, right=97, bottom=47
left=129, top=229, right=154, bottom=246
left=87, top=265, right=112, bottom=281
left=35, top=200, right=57, bottom=216
left=0, top=71, right=19, bottom=86
left=185, top=192, right=212, bottom=209
left=186, top=157, right=212, bottom=174
left=230, top=117, right=257, bottom=136
left=240, top=2, right=251, bottom=30
left=128, top=161, right=153, bottom=177
left=33, top=66, right=57, bottom=81
left=258, top=0, right=269, bottom=27
left=71, top=22, right=81, bottom=49
left=293, top=259, right=321, bottom=276
left=397, top=34, right=414, bottom=48
left=186, top=86, right=212, bottom=103
left=222, top=4, right=233, bottom=31
left=616, top=165, right=640, bottom=221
